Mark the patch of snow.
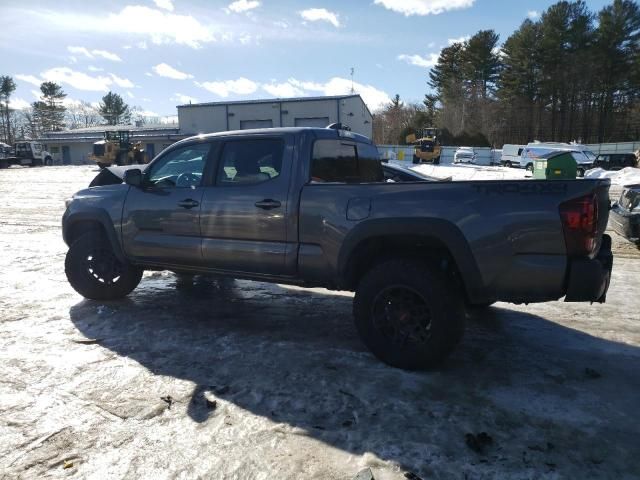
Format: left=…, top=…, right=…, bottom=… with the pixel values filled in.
left=584, top=167, right=640, bottom=186
left=407, top=162, right=529, bottom=181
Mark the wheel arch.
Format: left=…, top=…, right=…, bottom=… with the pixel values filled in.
left=337, top=218, right=487, bottom=303
left=63, top=209, right=126, bottom=262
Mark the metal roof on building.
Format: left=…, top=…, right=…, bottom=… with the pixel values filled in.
left=176, top=94, right=365, bottom=109
left=41, top=125, right=180, bottom=137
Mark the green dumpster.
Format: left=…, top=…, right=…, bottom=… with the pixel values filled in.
left=533, top=151, right=578, bottom=179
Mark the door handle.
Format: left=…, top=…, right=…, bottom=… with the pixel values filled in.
left=177, top=199, right=200, bottom=209
left=254, top=199, right=281, bottom=210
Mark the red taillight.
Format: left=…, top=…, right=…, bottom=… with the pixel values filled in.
left=559, top=194, right=598, bottom=256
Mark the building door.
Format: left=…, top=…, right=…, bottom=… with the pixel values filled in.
left=146, top=143, right=155, bottom=160
left=62, top=146, right=71, bottom=165
left=294, top=117, right=330, bottom=128
left=240, top=119, right=273, bottom=130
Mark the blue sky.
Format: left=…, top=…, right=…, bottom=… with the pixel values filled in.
left=1, top=0, right=612, bottom=118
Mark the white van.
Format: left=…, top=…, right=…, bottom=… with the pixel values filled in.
left=500, top=144, right=525, bottom=168
left=520, top=142, right=596, bottom=176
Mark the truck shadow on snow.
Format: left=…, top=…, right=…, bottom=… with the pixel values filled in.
left=68, top=275, right=640, bottom=476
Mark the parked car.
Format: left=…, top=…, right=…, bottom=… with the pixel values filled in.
left=594, top=153, right=637, bottom=171
left=453, top=147, right=476, bottom=164
left=62, top=125, right=614, bottom=370
left=500, top=144, right=525, bottom=168
left=610, top=184, right=640, bottom=244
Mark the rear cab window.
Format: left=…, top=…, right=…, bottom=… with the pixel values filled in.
left=310, top=139, right=383, bottom=183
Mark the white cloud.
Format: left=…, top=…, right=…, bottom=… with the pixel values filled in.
left=127, top=91, right=135, bottom=99
left=92, top=49, right=122, bottom=62
left=527, top=10, right=540, bottom=19
left=87, top=66, right=104, bottom=72
left=26, top=68, right=133, bottom=92
left=448, top=35, right=470, bottom=45
left=299, top=8, right=340, bottom=28
left=106, top=6, right=215, bottom=48
left=274, top=77, right=390, bottom=111
left=273, top=20, right=289, bottom=29
left=262, top=81, right=305, bottom=98
left=62, top=97, right=83, bottom=108
left=41, top=67, right=113, bottom=91
left=9, top=98, right=30, bottom=110
left=153, top=0, right=174, bottom=11
left=195, top=78, right=258, bottom=97
left=67, top=46, right=121, bottom=62
left=109, top=73, right=135, bottom=88
left=15, top=74, right=42, bottom=87
left=397, top=52, right=439, bottom=68
left=152, top=63, right=193, bottom=80
left=138, top=109, right=159, bottom=117
left=171, top=93, right=199, bottom=104
left=374, top=0, right=475, bottom=16
left=227, top=0, right=260, bottom=13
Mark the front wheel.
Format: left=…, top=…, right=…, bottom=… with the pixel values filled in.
left=577, top=168, right=585, bottom=177
left=65, top=232, right=143, bottom=300
left=353, top=259, right=465, bottom=370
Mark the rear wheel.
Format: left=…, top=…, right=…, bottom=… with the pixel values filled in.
left=65, top=231, right=143, bottom=300
left=505, top=161, right=512, bottom=168
left=353, top=259, right=465, bottom=370
left=526, top=163, right=533, bottom=172
left=44, top=156, right=53, bottom=166
left=577, top=167, right=585, bottom=177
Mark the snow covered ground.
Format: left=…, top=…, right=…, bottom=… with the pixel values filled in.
left=408, top=162, right=529, bottom=181
left=1, top=166, right=639, bottom=479
left=584, top=166, right=640, bottom=186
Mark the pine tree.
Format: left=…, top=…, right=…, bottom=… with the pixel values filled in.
left=32, top=82, right=66, bottom=132
left=0, top=76, right=17, bottom=143
left=99, top=91, right=131, bottom=125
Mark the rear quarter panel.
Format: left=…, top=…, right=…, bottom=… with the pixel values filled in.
left=298, top=179, right=610, bottom=301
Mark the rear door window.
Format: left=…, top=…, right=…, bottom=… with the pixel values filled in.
left=311, top=140, right=383, bottom=183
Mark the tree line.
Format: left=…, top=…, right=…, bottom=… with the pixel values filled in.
left=0, top=78, right=156, bottom=145
left=373, top=0, right=640, bottom=147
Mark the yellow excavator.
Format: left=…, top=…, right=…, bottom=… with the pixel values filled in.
left=406, top=127, right=441, bottom=164
left=89, top=130, right=148, bottom=168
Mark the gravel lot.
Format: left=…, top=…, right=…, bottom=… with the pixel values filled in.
left=1, top=165, right=639, bottom=479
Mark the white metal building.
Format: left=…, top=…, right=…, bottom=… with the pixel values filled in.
left=37, top=95, right=373, bottom=165
left=39, top=125, right=183, bottom=165
left=177, top=94, right=373, bottom=138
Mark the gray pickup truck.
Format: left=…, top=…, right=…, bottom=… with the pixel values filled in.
left=62, top=126, right=613, bottom=369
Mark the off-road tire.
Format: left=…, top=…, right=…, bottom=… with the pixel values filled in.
left=353, top=259, right=465, bottom=370
left=65, top=231, right=143, bottom=300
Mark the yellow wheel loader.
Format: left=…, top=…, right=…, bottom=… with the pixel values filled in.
left=406, top=128, right=441, bottom=165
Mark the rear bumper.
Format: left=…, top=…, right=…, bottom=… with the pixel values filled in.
left=565, top=234, right=613, bottom=303
left=610, top=204, right=640, bottom=243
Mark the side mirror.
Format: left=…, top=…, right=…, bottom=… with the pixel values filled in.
left=124, top=168, right=143, bottom=187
